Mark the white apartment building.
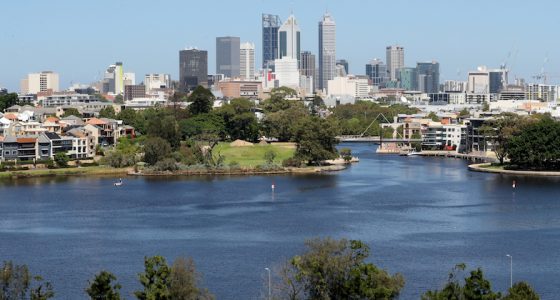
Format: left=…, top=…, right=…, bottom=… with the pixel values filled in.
left=20, top=71, right=59, bottom=94
left=144, top=74, right=171, bottom=92
left=240, top=42, right=255, bottom=80
left=274, top=57, right=299, bottom=89
left=526, top=84, right=559, bottom=103
left=327, top=76, right=369, bottom=99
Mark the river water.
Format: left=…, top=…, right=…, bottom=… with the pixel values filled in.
left=0, top=143, right=559, bottom=299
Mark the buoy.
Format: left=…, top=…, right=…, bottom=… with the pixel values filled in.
left=512, top=180, right=516, bottom=189
left=271, top=182, right=275, bottom=191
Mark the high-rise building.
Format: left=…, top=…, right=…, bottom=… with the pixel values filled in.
left=240, top=42, right=255, bottom=80
left=489, top=69, right=507, bottom=93
left=145, top=74, right=171, bottom=92
left=179, top=48, right=208, bottom=91
left=102, top=62, right=124, bottom=94
left=319, top=12, right=336, bottom=91
left=416, top=61, right=440, bottom=93
left=278, top=14, right=301, bottom=65
left=365, top=59, right=388, bottom=87
left=300, top=51, right=317, bottom=91
left=262, top=14, right=281, bottom=68
left=216, top=36, right=240, bottom=78
left=123, top=72, right=135, bottom=86
left=336, top=59, right=349, bottom=75
left=20, top=71, right=59, bottom=94
left=386, top=45, right=404, bottom=81
left=397, top=67, right=418, bottom=91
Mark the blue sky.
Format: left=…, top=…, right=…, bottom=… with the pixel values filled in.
left=1, top=0, right=560, bottom=91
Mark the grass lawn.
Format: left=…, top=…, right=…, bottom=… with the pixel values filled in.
left=478, top=163, right=505, bottom=170
left=213, top=142, right=296, bottom=167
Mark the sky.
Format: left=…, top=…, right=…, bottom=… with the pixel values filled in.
left=1, top=0, right=560, bottom=91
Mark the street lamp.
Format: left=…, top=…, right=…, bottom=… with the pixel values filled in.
left=506, top=254, right=512, bottom=288
left=265, top=267, right=271, bottom=300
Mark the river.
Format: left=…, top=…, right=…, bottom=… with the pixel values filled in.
left=0, top=143, right=559, bottom=299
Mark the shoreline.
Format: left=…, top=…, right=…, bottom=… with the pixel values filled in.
left=0, top=164, right=349, bottom=180
left=131, top=164, right=349, bottom=177
left=469, top=163, right=560, bottom=177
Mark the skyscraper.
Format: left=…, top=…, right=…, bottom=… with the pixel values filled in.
left=262, top=14, right=281, bottom=68
left=416, top=61, right=440, bottom=93
left=240, top=42, right=255, bottom=80
left=336, top=59, right=349, bottom=75
left=386, top=45, right=404, bottom=81
left=101, top=63, right=123, bottom=94
left=179, top=48, right=208, bottom=92
left=319, top=12, right=336, bottom=91
left=365, top=59, right=388, bottom=87
left=278, top=14, right=301, bottom=65
left=216, top=36, right=240, bottom=78
left=300, top=51, right=317, bottom=90
left=397, top=67, right=418, bottom=91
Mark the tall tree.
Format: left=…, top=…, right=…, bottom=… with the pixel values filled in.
left=274, top=238, right=404, bottom=299
left=508, top=117, right=560, bottom=170
left=292, top=116, right=339, bottom=165
left=169, top=257, right=214, bottom=300
left=422, top=264, right=501, bottom=300
left=135, top=256, right=171, bottom=300
left=188, top=86, right=214, bottom=115
left=99, top=106, right=116, bottom=119
left=86, top=271, right=122, bottom=300
left=0, top=261, right=54, bottom=300
left=502, top=282, right=540, bottom=300
left=0, top=93, right=19, bottom=112
left=143, top=137, right=172, bottom=165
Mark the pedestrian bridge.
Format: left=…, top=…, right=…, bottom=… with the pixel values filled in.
left=336, top=135, right=422, bottom=143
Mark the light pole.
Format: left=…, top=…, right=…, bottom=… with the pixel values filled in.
left=506, top=254, right=512, bottom=288
left=265, top=267, right=271, bottom=300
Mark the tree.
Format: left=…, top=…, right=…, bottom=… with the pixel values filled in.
left=114, top=95, right=124, bottom=104
left=99, top=106, right=116, bottom=119
left=62, top=108, right=82, bottom=118
left=179, top=113, right=225, bottom=140
left=482, top=101, right=490, bottom=111
left=508, top=117, right=560, bottom=170
left=143, top=137, right=171, bottom=165
left=86, top=271, right=122, bottom=300
left=422, top=264, right=501, bottom=300
left=261, top=103, right=309, bottom=141
left=427, top=112, right=440, bottom=122
left=502, top=282, right=540, bottom=300
left=273, top=238, right=404, bottom=299
left=135, top=256, right=171, bottom=300
left=339, top=148, right=352, bottom=162
left=188, top=86, right=214, bottom=115
left=292, top=116, right=339, bottom=165
left=169, top=257, right=214, bottom=300
left=261, top=87, right=297, bottom=113
left=146, top=113, right=181, bottom=149
left=216, top=98, right=259, bottom=141
left=0, top=93, right=19, bottom=112
left=459, top=107, right=470, bottom=118
left=117, top=109, right=137, bottom=127
left=264, top=150, right=276, bottom=165
left=0, top=261, right=54, bottom=300
left=481, top=113, right=527, bottom=165
left=54, top=152, right=69, bottom=168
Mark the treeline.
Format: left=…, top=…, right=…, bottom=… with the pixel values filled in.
left=2, top=238, right=540, bottom=299
left=482, top=113, right=560, bottom=170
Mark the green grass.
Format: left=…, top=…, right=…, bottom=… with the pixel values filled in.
left=0, top=166, right=130, bottom=179
left=478, top=163, right=505, bottom=170
left=213, top=142, right=296, bottom=167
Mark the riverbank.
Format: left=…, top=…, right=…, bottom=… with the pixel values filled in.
left=469, top=163, right=560, bottom=176
left=0, top=166, right=131, bottom=179
left=130, top=164, right=348, bottom=176
left=418, top=150, right=497, bottom=163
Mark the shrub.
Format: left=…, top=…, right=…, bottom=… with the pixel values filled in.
left=282, top=157, right=302, bottom=168
left=154, top=158, right=178, bottom=172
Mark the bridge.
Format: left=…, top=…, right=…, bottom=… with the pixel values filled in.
left=336, top=135, right=422, bottom=143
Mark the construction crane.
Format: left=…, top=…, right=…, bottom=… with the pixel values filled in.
left=533, top=54, right=549, bottom=84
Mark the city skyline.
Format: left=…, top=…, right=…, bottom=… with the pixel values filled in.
left=1, top=0, right=560, bottom=91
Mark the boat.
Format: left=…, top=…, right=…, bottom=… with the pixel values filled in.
left=114, top=178, right=123, bottom=186
left=407, top=151, right=422, bottom=156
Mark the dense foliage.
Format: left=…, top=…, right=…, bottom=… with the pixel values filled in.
left=273, top=238, right=405, bottom=299
left=0, top=93, right=19, bottom=112
left=508, top=117, right=560, bottom=170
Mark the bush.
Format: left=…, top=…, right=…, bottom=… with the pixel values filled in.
left=282, top=157, right=302, bottom=168
left=54, top=152, right=69, bottom=168
left=153, top=158, right=178, bottom=172
left=101, top=150, right=136, bottom=168
left=264, top=150, right=277, bottom=165
left=228, top=161, right=240, bottom=169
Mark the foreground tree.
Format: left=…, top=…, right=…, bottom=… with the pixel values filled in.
left=422, top=263, right=501, bottom=300
left=169, top=257, right=214, bottom=300
left=502, top=281, right=540, bottom=300
left=0, top=261, right=54, bottom=300
left=273, top=238, right=404, bottom=299
left=86, top=271, right=121, bottom=300
left=135, top=256, right=171, bottom=300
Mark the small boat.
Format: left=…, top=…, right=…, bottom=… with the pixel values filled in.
left=114, top=178, right=123, bottom=186
left=407, top=151, right=421, bottom=156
